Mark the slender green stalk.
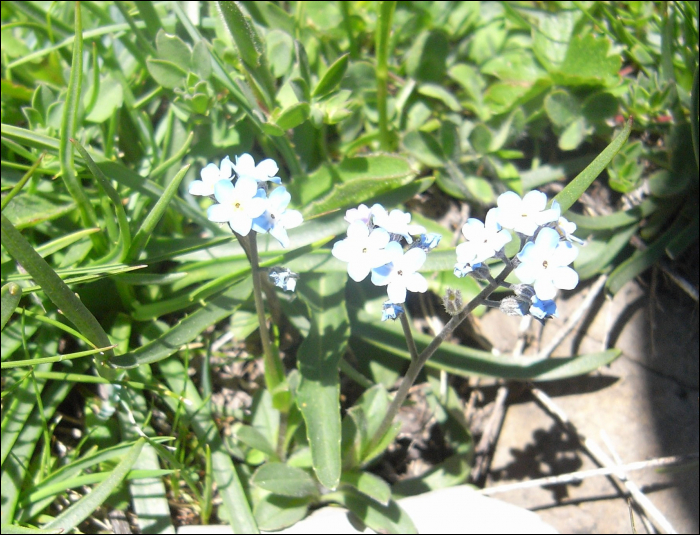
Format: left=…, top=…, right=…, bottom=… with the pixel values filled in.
left=247, top=234, right=285, bottom=393
left=376, top=1, right=397, bottom=151
left=399, top=312, right=418, bottom=361
left=1, top=153, right=44, bottom=212
left=367, top=261, right=516, bottom=453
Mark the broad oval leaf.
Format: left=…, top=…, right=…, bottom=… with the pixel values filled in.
left=251, top=463, right=319, bottom=497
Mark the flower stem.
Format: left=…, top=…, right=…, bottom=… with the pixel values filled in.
left=247, top=233, right=285, bottom=392
left=376, top=1, right=396, bottom=151
left=399, top=312, right=418, bottom=361
left=367, top=262, right=516, bottom=454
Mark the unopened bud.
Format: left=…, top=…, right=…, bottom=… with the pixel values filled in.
left=513, top=284, right=536, bottom=301
left=469, top=263, right=492, bottom=281
left=381, top=301, right=404, bottom=321
left=443, top=288, right=463, bottom=315
left=499, top=296, right=530, bottom=317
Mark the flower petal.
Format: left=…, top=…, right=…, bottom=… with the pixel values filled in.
left=387, top=281, right=407, bottom=304
left=200, top=163, right=220, bottom=184
left=281, top=210, right=303, bottom=229
left=456, top=242, right=477, bottom=264
left=214, top=179, right=235, bottom=203
left=188, top=180, right=211, bottom=196
left=246, top=196, right=268, bottom=218
left=404, top=272, right=428, bottom=293
left=269, top=224, right=290, bottom=248
left=400, top=248, right=426, bottom=272
left=347, top=260, right=371, bottom=282
left=347, top=220, right=370, bottom=240
left=533, top=278, right=557, bottom=300
left=207, top=204, right=234, bottom=223
left=534, top=227, right=560, bottom=251
left=268, top=186, right=291, bottom=212
left=229, top=213, right=253, bottom=236
left=514, top=261, right=539, bottom=284
left=367, top=228, right=390, bottom=249
left=256, top=158, right=279, bottom=178
left=371, top=263, right=392, bottom=286
left=236, top=176, right=258, bottom=198
left=550, top=241, right=578, bottom=267
left=522, top=190, right=547, bottom=212
left=332, top=239, right=354, bottom=262
left=550, top=266, right=579, bottom=291
left=234, top=153, right=255, bottom=175
left=219, top=156, right=234, bottom=180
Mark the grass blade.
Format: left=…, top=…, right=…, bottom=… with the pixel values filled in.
left=1, top=283, right=22, bottom=331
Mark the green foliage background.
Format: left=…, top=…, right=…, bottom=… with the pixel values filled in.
left=1, top=1, right=697, bottom=532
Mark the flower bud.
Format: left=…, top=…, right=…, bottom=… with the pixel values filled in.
left=513, top=284, right=536, bottom=301
left=268, top=267, right=299, bottom=292
left=443, top=288, right=463, bottom=316
left=469, top=263, right=492, bottom=281
left=381, top=301, right=404, bottom=321
left=499, top=296, right=530, bottom=317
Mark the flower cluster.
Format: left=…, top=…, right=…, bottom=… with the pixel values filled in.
left=454, top=191, right=584, bottom=322
left=189, top=154, right=302, bottom=248
left=332, top=204, right=440, bottom=318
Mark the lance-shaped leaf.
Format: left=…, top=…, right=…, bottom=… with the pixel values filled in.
left=295, top=273, right=350, bottom=490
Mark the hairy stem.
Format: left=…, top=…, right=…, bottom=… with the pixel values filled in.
left=367, top=261, right=516, bottom=453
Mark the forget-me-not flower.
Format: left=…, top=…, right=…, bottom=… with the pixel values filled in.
left=514, top=227, right=579, bottom=300
left=372, top=206, right=426, bottom=244
left=549, top=200, right=585, bottom=245
left=456, top=208, right=512, bottom=265
left=344, top=204, right=376, bottom=226
left=332, top=221, right=392, bottom=282
left=415, top=233, right=442, bottom=252
left=529, top=296, right=557, bottom=321
left=189, top=156, right=234, bottom=196
left=381, top=301, right=404, bottom=321
left=252, top=186, right=303, bottom=248
left=233, top=153, right=282, bottom=185
left=207, top=177, right=267, bottom=236
left=495, top=191, right=559, bottom=236
left=371, top=241, right=428, bottom=304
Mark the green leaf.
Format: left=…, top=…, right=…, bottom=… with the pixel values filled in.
left=155, top=30, right=192, bottom=71
left=216, top=1, right=262, bottom=67
left=0, top=283, right=22, bottom=331
left=553, top=33, right=621, bottom=87
left=558, top=117, right=588, bottom=151
left=146, top=58, right=188, bottom=89
left=553, top=118, right=633, bottom=212
left=402, top=131, right=446, bottom=167
left=251, top=463, right=319, bottom=497
left=574, top=225, right=638, bottom=280
left=340, top=470, right=391, bottom=506
left=275, top=102, right=310, bottom=130
left=296, top=273, right=350, bottom=490
left=266, top=29, right=294, bottom=78
left=110, top=278, right=252, bottom=368
left=351, top=303, right=621, bottom=381
left=392, top=453, right=471, bottom=498
left=566, top=198, right=658, bottom=230
left=292, top=155, right=416, bottom=218
left=2, top=194, right=76, bottom=230
left=125, top=164, right=191, bottom=263
left=42, top=439, right=145, bottom=532
left=253, top=495, right=310, bottom=532
left=331, top=489, right=417, bottom=534
left=0, top=215, right=117, bottom=380
left=312, top=54, right=350, bottom=99
left=405, top=29, right=449, bottom=83
left=544, top=89, right=580, bottom=127
left=58, top=3, right=103, bottom=252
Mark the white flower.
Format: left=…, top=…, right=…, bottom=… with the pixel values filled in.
left=344, top=204, right=373, bottom=226
left=332, top=221, right=392, bottom=282
left=514, top=227, right=579, bottom=300
left=550, top=200, right=585, bottom=245
left=495, top=191, right=559, bottom=236
left=232, top=153, right=282, bottom=185
left=207, top=177, right=267, bottom=236
left=189, top=156, right=234, bottom=196
left=252, top=186, right=303, bottom=248
left=372, top=206, right=426, bottom=244
left=371, top=242, right=428, bottom=304
left=456, top=209, right=512, bottom=265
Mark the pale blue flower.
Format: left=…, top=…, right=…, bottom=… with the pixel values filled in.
left=207, top=177, right=267, bottom=236
left=381, top=301, right=404, bottom=321
left=372, top=206, right=426, bottom=244
left=332, top=221, right=392, bottom=282
left=269, top=267, right=299, bottom=292
left=515, top=227, right=579, bottom=300
left=371, top=242, right=428, bottom=304
left=232, top=153, right=282, bottom=185
left=344, top=204, right=374, bottom=226
left=189, top=156, right=234, bottom=196
left=415, top=233, right=442, bottom=251
left=252, top=186, right=303, bottom=248
left=456, top=209, right=512, bottom=265
left=550, top=200, right=585, bottom=245
left=529, top=296, right=557, bottom=321
left=495, top=191, right=559, bottom=236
